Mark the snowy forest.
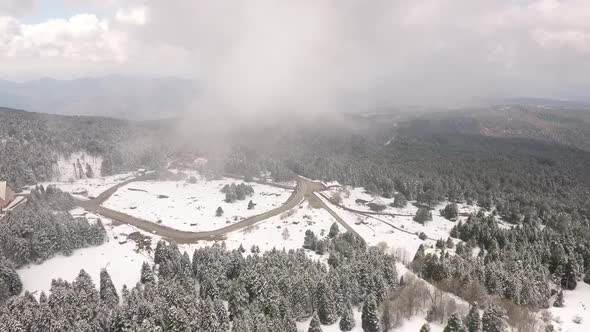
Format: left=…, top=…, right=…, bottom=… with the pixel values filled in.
left=2, top=106, right=590, bottom=330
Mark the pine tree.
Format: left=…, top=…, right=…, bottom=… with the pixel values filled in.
left=339, top=298, right=356, bottom=331
left=308, top=312, right=322, bottom=332
left=316, top=280, right=338, bottom=325
left=444, top=313, right=467, bottom=332
left=362, top=294, right=381, bottom=332
left=420, top=323, right=432, bottom=332
left=584, top=266, right=590, bottom=284
left=303, top=230, right=318, bottom=250
left=328, top=223, right=340, bottom=238
left=553, top=290, right=564, bottom=308
left=99, top=268, right=119, bottom=307
left=248, top=200, right=255, bottom=210
left=141, top=262, right=155, bottom=283
left=561, top=259, right=578, bottom=290
left=214, top=298, right=230, bottom=331
left=482, top=305, right=506, bottom=332
left=465, top=304, right=481, bottom=332
left=216, top=206, right=224, bottom=217
left=166, top=306, right=191, bottom=332
left=201, top=298, right=220, bottom=332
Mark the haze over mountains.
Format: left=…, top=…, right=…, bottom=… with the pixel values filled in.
left=0, top=76, right=197, bottom=120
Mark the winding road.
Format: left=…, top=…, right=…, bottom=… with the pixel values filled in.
left=75, top=174, right=360, bottom=243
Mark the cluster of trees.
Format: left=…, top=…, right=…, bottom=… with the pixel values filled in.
left=221, top=183, right=254, bottom=203
left=412, top=209, right=590, bottom=310
left=0, top=186, right=106, bottom=301
left=0, top=231, right=400, bottom=331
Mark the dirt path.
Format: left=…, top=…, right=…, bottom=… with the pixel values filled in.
left=75, top=174, right=361, bottom=243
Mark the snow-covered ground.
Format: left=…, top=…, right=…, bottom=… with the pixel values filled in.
left=549, top=283, right=590, bottom=332
left=316, top=194, right=467, bottom=263
left=18, top=209, right=148, bottom=296
left=19, top=172, right=482, bottom=331
left=102, top=178, right=292, bottom=232
left=52, top=151, right=103, bottom=181
left=41, top=173, right=134, bottom=200
left=217, top=200, right=337, bottom=253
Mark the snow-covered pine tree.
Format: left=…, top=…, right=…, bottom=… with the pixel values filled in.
left=201, top=298, right=220, bottom=332
left=316, top=280, right=338, bottom=325
left=165, top=306, right=191, bottom=332
left=99, top=268, right=119, bottom=307
left=482, top=305, right=506, bottom=332
left=328, top=223, right=340, bottom=238
left=140, top=262, right=155, bottom=284
left=553, top=290, right=564, bottom=308
left=420, top=323, right=432, bottom=332
left=339, top=298, right=356, bottom=331
left=444, top=313, right=467, bottom=332
left=465, top=304, right=481, bottom=332
left=214, top=298, right=230, bottom=331
left=308, top=312, right=322, bottom=332
left=362, top=294, right=381, bottom=332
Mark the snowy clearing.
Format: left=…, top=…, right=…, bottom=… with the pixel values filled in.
left=52, top=151, right=103, bottom=182
left=102, top=178, right=292, bottom=232
left=549, top=282, right=590, bottom=332
left=41, top=173, right=134, bottom=200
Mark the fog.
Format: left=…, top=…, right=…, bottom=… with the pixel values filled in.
left=2, top=0, right=590, bottom=115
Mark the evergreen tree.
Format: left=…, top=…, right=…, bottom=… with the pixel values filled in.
left=444, top=313, right=467, bottom=332
left=214, top=298, right=230, bottom=331
left=561, top=259, right=578, bottom=290
left=248, top=200, right=255, bottom=210
left=421, top=323, right=432, bottom=332
left=316, top=280, right=338, bottom=325
left=303, top=230, right=318, bottom=250
left=339, top=299, right=356, bottom=331
left=465, top=304, right=481, bottom=332
left=482, top=305, right=505, bottom=332
left=99, top=268, right=119, bottom=307
left=141, top=262, right=155, bottom=284
left=553, top=290, right=564, bottom=308
left=414, top=207, right=433, bottom=224
left=216, top=206, right=224, bottom=217
left=361, top=294, right=381, bottom=332
left=308, top=312, right=322, bottom=332
left=328, top=223, right=340, bottom=238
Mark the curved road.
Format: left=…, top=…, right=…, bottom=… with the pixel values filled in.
left=75, top=175, right=359, bottom=243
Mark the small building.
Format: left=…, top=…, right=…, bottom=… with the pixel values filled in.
left=0, top=181, right=16, bottom=209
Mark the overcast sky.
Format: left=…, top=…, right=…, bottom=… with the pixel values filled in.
left=1, top=0, right=590, bottom=111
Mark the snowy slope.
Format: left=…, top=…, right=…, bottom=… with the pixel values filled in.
left=549, top=283, right=590, bottom=332
left=52, top=151, right=103, bottom=181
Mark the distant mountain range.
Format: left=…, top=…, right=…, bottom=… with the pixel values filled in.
left=0, top=76, right=197, bottom=120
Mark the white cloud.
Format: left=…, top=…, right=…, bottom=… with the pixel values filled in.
left=0, top=14, right=125, bottom=61
left=2, top=0, right=590, bottom=103
left=115, top=6, right=147, bottom=25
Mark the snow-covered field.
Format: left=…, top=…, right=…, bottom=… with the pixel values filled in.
left=316, top=193, right=469, bottom=263
left=102, top=178, right=292, bottom=231
left=19, top=172, right=519, bottom=332
left=549, top=283, right=590, bottom=332
left=218, top=200, right=338, bottom=253
left=41, top=173, right=134, bottom=199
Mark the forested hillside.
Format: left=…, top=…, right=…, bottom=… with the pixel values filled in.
left=0, top=108, right=167, bottom=189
